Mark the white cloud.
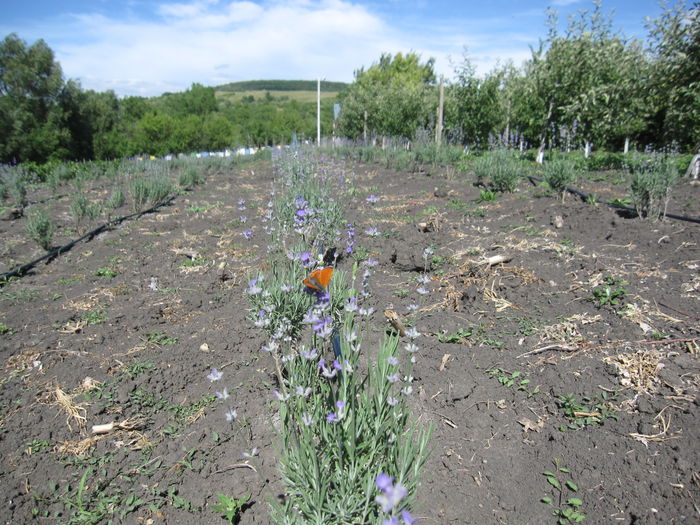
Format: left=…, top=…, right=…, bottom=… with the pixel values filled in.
left=3, top=0, right=543, bottom=96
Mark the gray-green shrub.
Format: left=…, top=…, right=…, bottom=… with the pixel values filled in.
left=178, top=166, right=204, bottom=189
left=24, top=208, right=55, bottom=250
left=544, top=158, right=578, bottom=200
left=474, top=149, right=521, bottom=192
left=630, top=156, right=678, bottom=220
left=129, top=178, right=149, bottom=212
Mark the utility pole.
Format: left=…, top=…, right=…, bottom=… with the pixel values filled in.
left=436, top=76, right=444, bottom=148
left=317, top=78, right=321, bottom=146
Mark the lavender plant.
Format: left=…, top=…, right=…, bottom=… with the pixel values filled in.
left=245, top=149, right=431, bottom=523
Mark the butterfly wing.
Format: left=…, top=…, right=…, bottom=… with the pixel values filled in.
left=303, top=267, right=333, bottom=291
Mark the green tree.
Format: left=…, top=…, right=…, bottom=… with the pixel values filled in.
left=338, top=52, right=436, bottom=140
left=446, top=52, right=512, bottom=147
left=0, top=33, right=66, bottom=163
left=644, top=1, right=700, bottom=151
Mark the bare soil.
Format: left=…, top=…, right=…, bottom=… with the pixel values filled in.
left=1, top=158, right=698, bottom=524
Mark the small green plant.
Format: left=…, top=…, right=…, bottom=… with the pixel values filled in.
left=145, top=331, right=178, bottom=346
left=95, top=266, right=119, bottom=278
left=352, top=245, right=369, bottom=263
left=541, top=458, right=586, bottom=524
left=212, top=493, right=250, bottom=524
left=609, top=197, right=632, bottom=207
left=476, top=188, right=497, bottom=203
left=543, top=158, right=578, bottom=201
left=179, top=256, right=205, bottom=268
left=557, top=392, right=618, bottom=431
left=0, top=322, right=14, bottom=335
left=435, top=327, right=473, bottom=343
left=591, top=275, right=627, bottom=308
left=82, top=308, right=107, bottom=326
left=24, top=207, right=56, bottom=251
left=125, top=361, right=156, bottom=379
left=487, top=367, right=540, bottom=397
left=25, top=438, right=51, bottom=454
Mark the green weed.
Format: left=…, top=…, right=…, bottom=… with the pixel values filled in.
left=541, top=458, right=586, bottom=524
left=487, top=367, right=540, bottom=397
left=81, top=308, right=107, bottom=326
left=95, top=266, right=118, bottom=278
left=557, top=392, right=618, bottom=431
left=212, top=493, right=250, bottom=524
left=145, top=331, right=178, bottom=346
left=591, top=275, right=627, bottom=308
left=435, top=327, right=473, bottom=343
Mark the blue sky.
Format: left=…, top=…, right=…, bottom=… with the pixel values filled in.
left=1, top=0, right=670, bottom=97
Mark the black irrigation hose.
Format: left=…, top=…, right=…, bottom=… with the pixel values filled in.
left=0, top=195, right=177, bottom=282
left=524, top=174, right=700, bottom=225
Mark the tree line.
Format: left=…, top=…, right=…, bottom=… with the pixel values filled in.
left=1, top=1, right=697, bottom=165
left=0, top=34, right=337, bottom=164
left=338, top=1, right=699, bottom=155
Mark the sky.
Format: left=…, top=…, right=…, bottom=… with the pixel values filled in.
left=1, top=0, right=671, bottom=97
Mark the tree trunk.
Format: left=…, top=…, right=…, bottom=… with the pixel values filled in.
left=685, top=152, right=700, bottom=179
left=435, top=77, right=444, bottom=148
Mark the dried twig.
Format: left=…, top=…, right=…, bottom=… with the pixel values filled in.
left=516, top=344, right=578, bottom=359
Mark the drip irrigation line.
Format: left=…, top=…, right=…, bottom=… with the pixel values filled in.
left=0, top=196, right=176, bottom=282
left=523, top=174, right=700, bottom=225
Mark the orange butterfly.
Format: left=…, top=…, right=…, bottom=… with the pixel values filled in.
left=303, top=267, right=333, bottom=291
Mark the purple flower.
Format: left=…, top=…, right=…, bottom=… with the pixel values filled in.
left=366, top=194, right=380, bottom=203
left=375, top=475, right=408, bottom=513
left=383, top=518, right=399, bottom=525
left=376, top=473, right=394, bottom=492
left=216, top=387, right=230, bottom=400
left=365, top=226, right=380, bottom=237
left=302, top=412, right=314, bottom=426
left=207, top=368, right=223, bottom=382
left=295, top=385, right=312, bottom=397
left=242, top=230, right=252, bottom=239
left=299, top=252, right=314, bottom=268
left=272, top=390, right=290, bottom=401
left=344, top=297, right=358, bottom=312
left=313, top=316, right=333, bottom=339
left=386, top=373, right=400, bottom=383
left=387, top=356, right=399, bottom=366
left=404, top=342, right=419, bottom=353
left=225, top=407, right=237, bottom=421
left=239, top=215, right=247, bottom=223
left=300, top=347, right=319, bottom=360
left=387, top=396, right=399, bottom=406
left=405, top=327, right=421, bottom=339
left=326, top=412, right=339, bottom=423
left=247, top=279, right=262, bottom=295
left=401, top=510, right=417, bottom=524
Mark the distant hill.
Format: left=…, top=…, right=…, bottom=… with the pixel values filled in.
left=217, top=79, right=349, bottom=92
